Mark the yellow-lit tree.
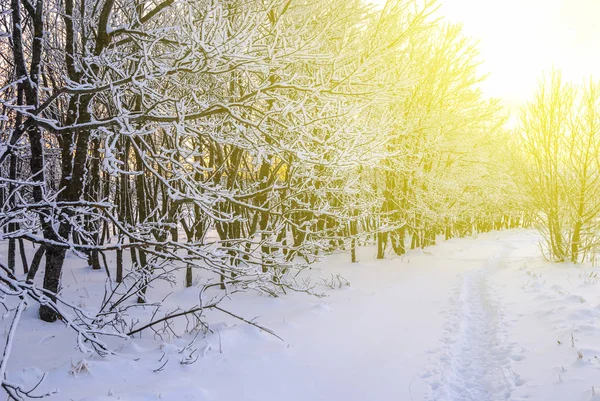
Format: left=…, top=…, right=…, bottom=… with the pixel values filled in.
left=518, top=72, right=600, bottom=262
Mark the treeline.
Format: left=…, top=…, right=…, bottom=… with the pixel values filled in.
left=516, top=71, right=600, bottom=263
left=0, top=0, right=526, bottom=396
left=0, top=0, right=520, bottom=314
left=0, top=0, right=521, bottom=393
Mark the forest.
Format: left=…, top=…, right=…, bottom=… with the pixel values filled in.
left=1, top=0, right=599, bottom=400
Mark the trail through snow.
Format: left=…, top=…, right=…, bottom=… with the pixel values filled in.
left=425, top=262, right=524, bottom=401
left=9, top=230, right=600, bottom=401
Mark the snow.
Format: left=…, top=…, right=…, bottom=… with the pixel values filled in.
left=6, top=229, right=600, bottom=400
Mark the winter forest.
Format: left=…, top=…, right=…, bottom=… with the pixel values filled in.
left=1, top=0, right=600, bottom=400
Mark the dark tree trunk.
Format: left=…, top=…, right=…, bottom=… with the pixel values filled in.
left=39, top=247, right=67, bottom=322
left=376, top=231, right=386, bottom=259
left=26, top=245, right=45, bottom=283
left=18, top=239, right=29, bottom=274
left=350, top=212, right=358, bottom=263
left=134, top=145, right=149, bottom=303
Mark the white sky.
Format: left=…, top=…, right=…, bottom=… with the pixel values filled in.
left=378, top=0, right=600, bottom=108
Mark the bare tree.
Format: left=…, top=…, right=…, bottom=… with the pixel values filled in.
left=518, top=72, right=600, bottom=262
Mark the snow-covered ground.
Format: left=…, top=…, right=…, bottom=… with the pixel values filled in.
left=6, top=229, right=600, bottom=401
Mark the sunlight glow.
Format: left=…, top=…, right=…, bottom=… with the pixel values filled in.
left=377, top=0, right=600, bottom=107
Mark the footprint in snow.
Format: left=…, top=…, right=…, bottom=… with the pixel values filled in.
left=423, top=263, right=525, bottom=401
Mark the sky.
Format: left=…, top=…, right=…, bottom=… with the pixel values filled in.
left=378, top=0, right=600, bottom=108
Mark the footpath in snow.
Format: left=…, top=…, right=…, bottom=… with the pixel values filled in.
left=6, top=229, right=600, bottom=401
left=423, top=249, right=524, bottom=400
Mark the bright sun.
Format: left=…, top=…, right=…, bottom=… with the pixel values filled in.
left=377, top=0, right=600, bottom=108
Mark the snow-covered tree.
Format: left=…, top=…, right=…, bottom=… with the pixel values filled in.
left=0, top=0, right=527, bottom=398
left=518, top=71, right=600, bottom=262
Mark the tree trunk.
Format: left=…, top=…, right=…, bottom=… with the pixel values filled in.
left=39, top=247, right=67, bottom=322
left=18, top=239, right=29, bottom=274
left=376, top=231, right=386, bottom=259
left=26, top=245, right=45, bottom=283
